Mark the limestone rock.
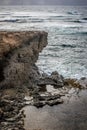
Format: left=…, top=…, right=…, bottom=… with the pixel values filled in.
left=0, top=31, right=48, bottom=89
left=37, top=71, right=64, bottom=88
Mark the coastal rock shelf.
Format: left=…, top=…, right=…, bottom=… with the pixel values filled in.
left=0, top=31, right=87, bottom=130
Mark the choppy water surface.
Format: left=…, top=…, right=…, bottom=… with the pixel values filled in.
left=24, top=90, right=87, bottom=130
left=0, top=6, right=87, bottom=78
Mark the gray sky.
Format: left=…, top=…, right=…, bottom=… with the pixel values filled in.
left=0, top=0, right=87, bottom=5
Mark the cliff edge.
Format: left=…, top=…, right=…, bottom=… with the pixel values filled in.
left=0, top=31, right=48, bottom=89
left=0, top=31, right=87, bottom=130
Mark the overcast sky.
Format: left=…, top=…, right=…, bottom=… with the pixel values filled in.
left=0, top=0, right=87, bottom=5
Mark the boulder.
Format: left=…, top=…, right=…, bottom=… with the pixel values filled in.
left=37, top=71, right=64, bottom=88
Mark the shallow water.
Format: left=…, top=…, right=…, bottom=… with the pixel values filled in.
left=24, top=90, right=87, bottom=130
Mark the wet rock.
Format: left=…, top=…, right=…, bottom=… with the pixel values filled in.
left=33, top=101, right=45, bottom=108
left=77, top=77, right=87, bottom=89
left=65, top=78, right=87, bottom=89
left=51, top=71, right=64, bottom=86
left=64, top=78, right=82, bottom=89
left=37, top=71, right=64, bottom=88
left=32, top=92, right=63, bottom=108
left=41, top=95, right=61, bottom=101
left=46, top=99, right=63, bottom=106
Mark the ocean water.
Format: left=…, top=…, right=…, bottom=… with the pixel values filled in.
left=0, top=6, right=87, bottom=79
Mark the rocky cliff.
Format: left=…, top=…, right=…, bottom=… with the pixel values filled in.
left=0, top=31, right=87, bottom=130
left=0, top=31, right=48, bottom=89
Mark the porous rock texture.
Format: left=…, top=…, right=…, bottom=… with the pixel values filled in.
left=1, top=31, right=87, bottom=130
left=0, top=31, right=48, bottom=89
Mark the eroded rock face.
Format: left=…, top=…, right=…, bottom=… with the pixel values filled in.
left=0, top=31, right=87, bottom=130
left=0, top=31, right=48, bottom=129
left=0, top=31, right=48, bottom=89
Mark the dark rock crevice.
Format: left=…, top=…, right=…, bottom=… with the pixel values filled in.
left=0, top=61, right=5, bottom=82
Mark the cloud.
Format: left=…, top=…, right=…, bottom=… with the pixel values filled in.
left=0, top=0, right=87, bottom=5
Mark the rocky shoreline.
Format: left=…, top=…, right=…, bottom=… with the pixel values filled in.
left=0, top=31, right=87, bottom=130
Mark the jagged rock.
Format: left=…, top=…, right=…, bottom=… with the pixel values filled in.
left=39, top=95, right=61, bottom=101
left=32, top=96, right=63, bottom=107
left=51, top=71, right=64, bottom=88
left=0, top=31, right=48, bottom=89
left=37, top=71, right=64, bottom=88
left=0, top=31, right=48, bottom=130
left=64, top=78, right=82, bottom=89
left=46, top=99, right=63, bottom=106
left=77, top=77, right=87, bottom=89
left=0, top=30, right=87, bottom=130
left=32, top=101, right=45, bottom=108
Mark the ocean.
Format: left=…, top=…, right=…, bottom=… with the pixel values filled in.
left=0, top=6, right=87, bottom=79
